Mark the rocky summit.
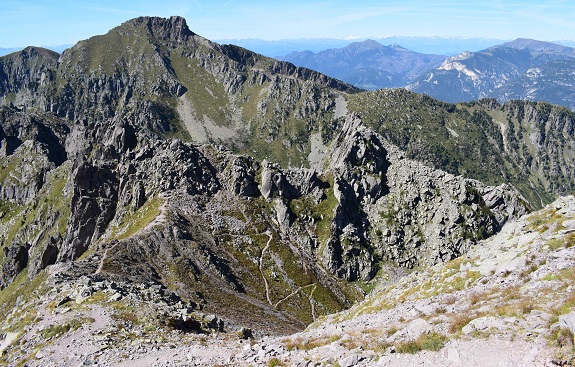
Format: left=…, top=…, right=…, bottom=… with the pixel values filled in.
left=0, top=16, right=574, bottom=366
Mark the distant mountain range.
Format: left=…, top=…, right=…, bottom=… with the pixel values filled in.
left=216, top=37, right=575, bottom=58
left=217, top=37, right=515, bottom=58
left=281, top=38, right=575, bottom=110
left=407, top=39, right=575, bottom=110
left=280, top=40, right=446, bottom=89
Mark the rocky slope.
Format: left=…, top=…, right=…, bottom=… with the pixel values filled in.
left=0, top=15, right=572, bottom=355
left=1, top=195, right=573, bottom=366
left=348, top=90, right=575, bottom=208
left=261, top=195, right=575, bottom=366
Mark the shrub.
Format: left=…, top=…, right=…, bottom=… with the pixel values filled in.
left=449, top=314, right=474, bottom=334
left=268, top=358, right=285, bottom=367
left=395, top=332, right=448, bottom=354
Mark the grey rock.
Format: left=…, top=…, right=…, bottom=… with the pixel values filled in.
left=447, top=347, right=461, bottom=365
left=225, top=156, right=260, bottom=197
left=389, top=318, right=432, bottom=341
left=58, top=162, right=119, bottom=262
left=461, top=316, right=509, bottom=334
left=340, top=354, right=362, bottom=367
left=110, top=293, right=123, bottom=302
left=273, top=198, right=292, bottom=230
left=559, top=312, right=575, bottom=335
left=0, top=243, right=29, bottom=287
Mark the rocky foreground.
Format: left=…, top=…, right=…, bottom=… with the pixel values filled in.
left=1, top=195, right=574, bottom=366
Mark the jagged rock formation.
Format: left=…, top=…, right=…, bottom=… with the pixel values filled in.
left=0, top=16, right=570, bottom=336
left=348, top=90, right=575, bottom=207
left=315, top=115, right=527, bottom=277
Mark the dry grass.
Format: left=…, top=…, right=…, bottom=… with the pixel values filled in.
left=551, top=292, right=575, bottom=320
left=283, top=334, right=340, bottom=351
left=395, top=332, right=448, bottom=354
left=494, top=299, right=534, bottom=317
left=448, top=313, right=476, bottom=334
left=443, top=294, right=457, bottom=305
left=469, top=290, right=491, bottom=305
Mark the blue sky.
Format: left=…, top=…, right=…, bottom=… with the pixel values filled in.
left=2, top=0, right=575, bottom=47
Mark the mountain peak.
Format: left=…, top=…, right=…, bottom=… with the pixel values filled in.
left=21, top=46, right=60, bottom=59
left=1, top=46, right=60, bottom=61
left=500, top=38, right=575, bottom=54
left=345, top=39, right=384, bottom=51
left=120, top=16, right=196, bottom=41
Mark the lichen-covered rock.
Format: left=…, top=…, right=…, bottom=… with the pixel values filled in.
left=0, top=243, right=29, bottom=287
left=58, top=162, right=119, bottom=262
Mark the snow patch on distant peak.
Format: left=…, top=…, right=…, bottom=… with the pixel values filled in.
left=439, top=62, right=479, bottom=81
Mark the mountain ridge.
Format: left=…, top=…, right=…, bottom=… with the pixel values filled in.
left=0, top=17, right=573, bottom=363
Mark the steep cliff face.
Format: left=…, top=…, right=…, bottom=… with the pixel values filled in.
left=348, top=90, right=575, bottom=207
left=0, top=47, right=59, bottom=109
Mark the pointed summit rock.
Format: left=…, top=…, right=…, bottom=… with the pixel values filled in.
left=122, top=16, right=196, bottom=42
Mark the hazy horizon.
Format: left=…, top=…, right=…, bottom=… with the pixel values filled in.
left=3, top=35, right=575, bottom=60
left=2, top=1, right=575, bottom=48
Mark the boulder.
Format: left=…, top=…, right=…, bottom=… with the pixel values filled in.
left=560, top=312, right=575, bottom=335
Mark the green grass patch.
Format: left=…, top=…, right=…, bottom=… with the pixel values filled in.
left=110, top=195, right=164, bottom=240
left=268, top=358, right=286, bottom=367
left=395, top=332, right=449, bottom=354
left=0, top=269, right=47, bottom=329
left=0, top=162, right=72, bottom=256
left=39, top=317, right=95, bottom=339
left=170, top=52, right=233, bottom=129
left=313, top=185, right=338, bottom=249
left=527, top=208, right=564, bottom=233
